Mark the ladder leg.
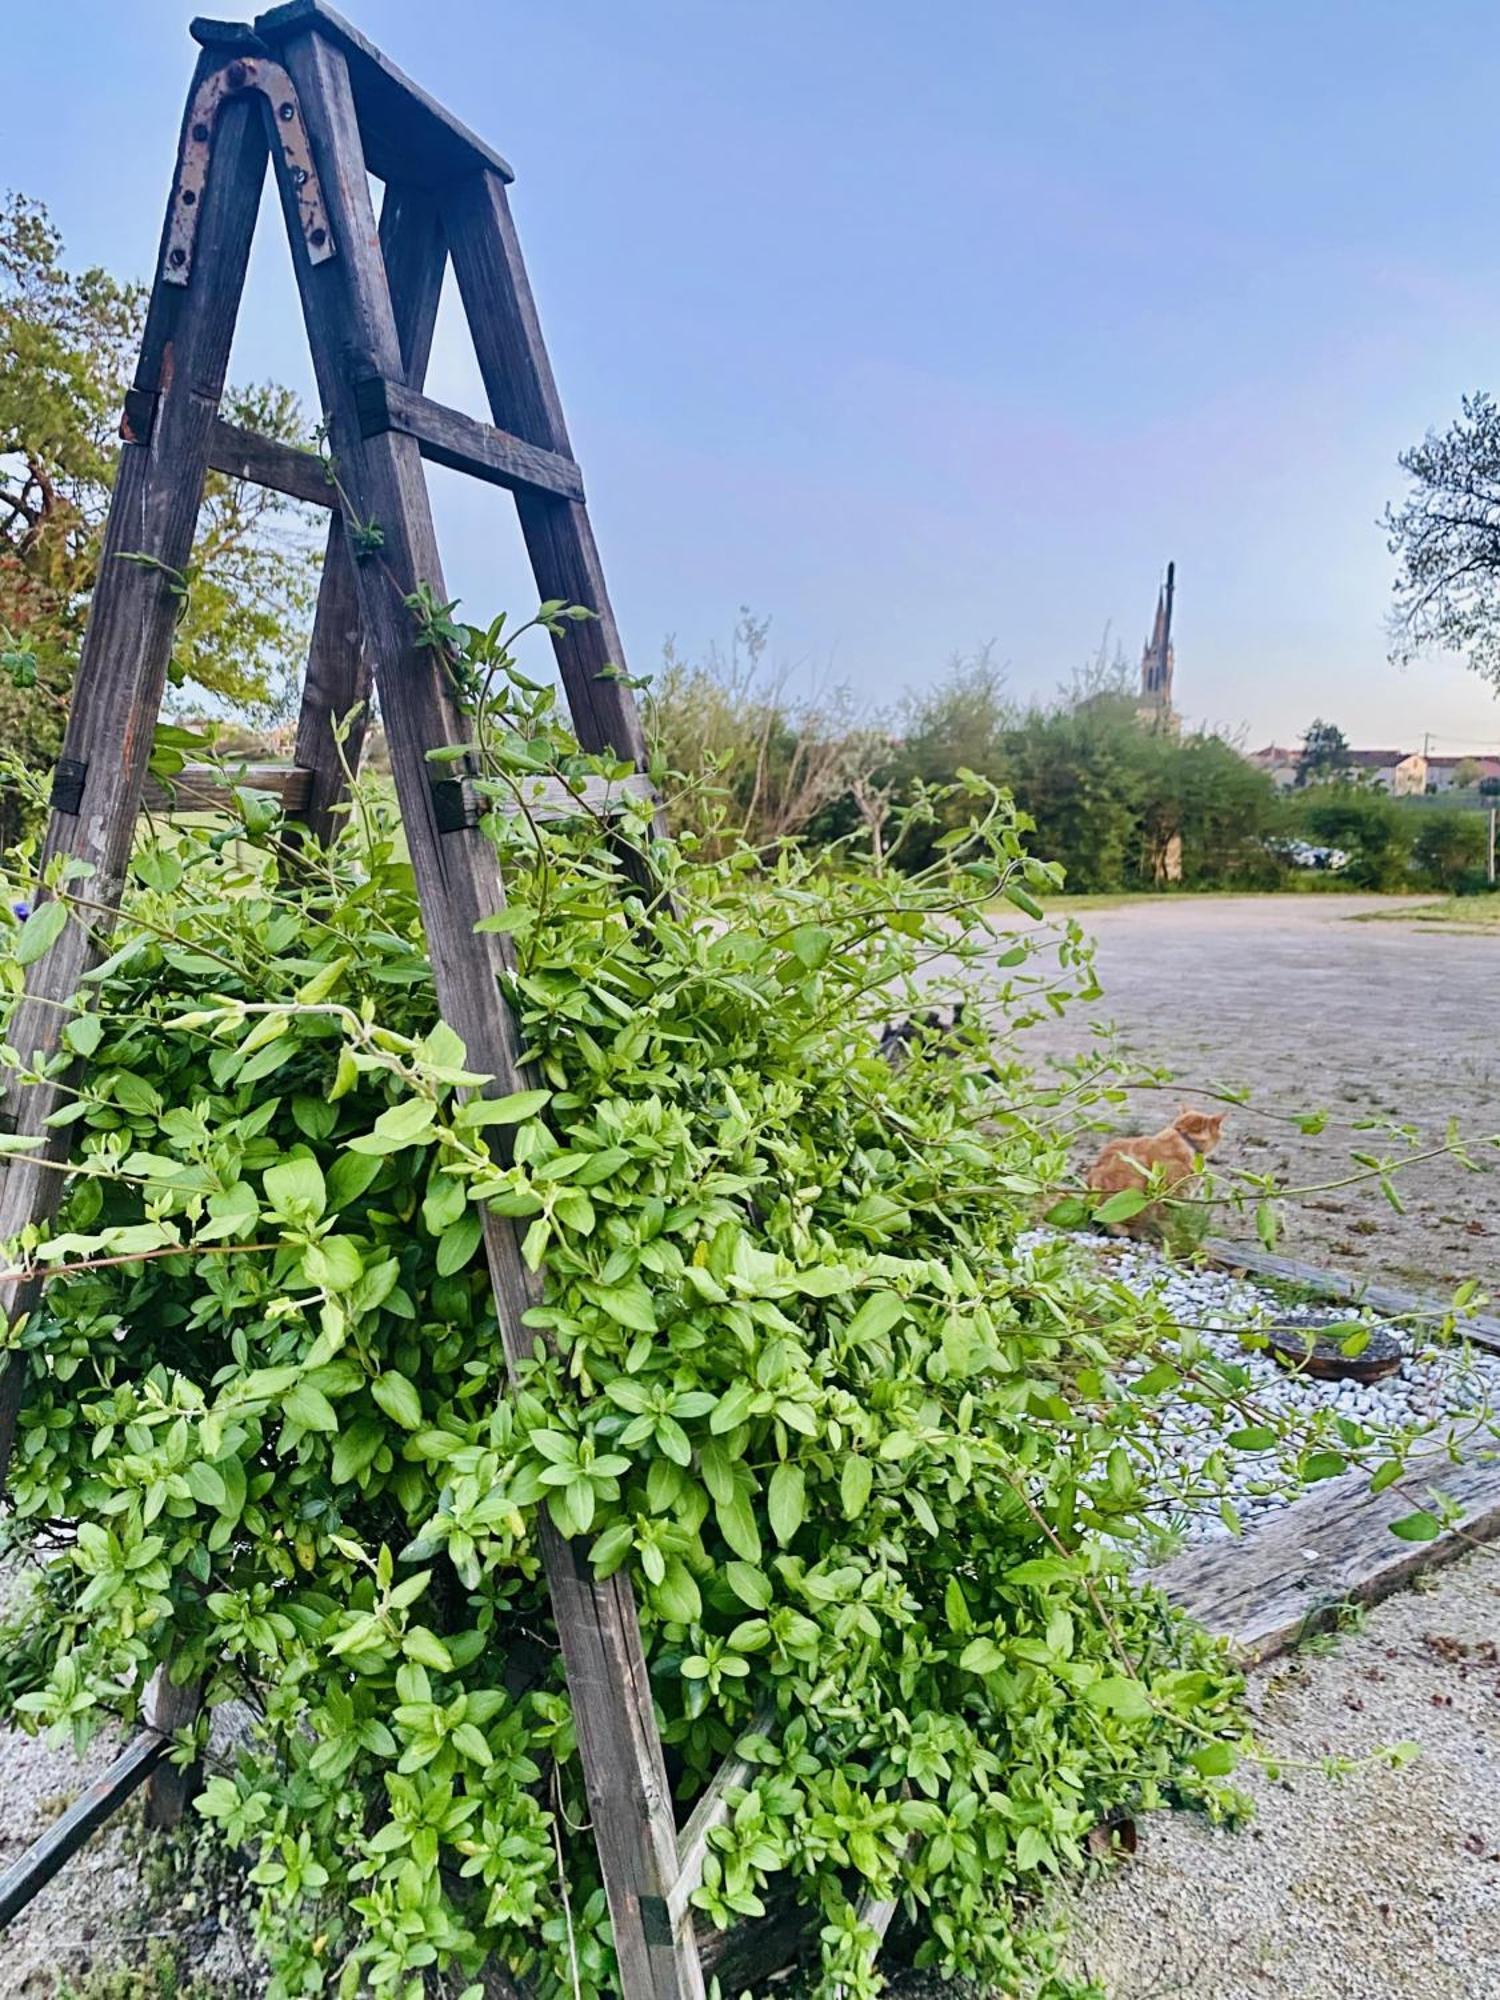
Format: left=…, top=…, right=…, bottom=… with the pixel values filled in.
left=441, top=170, right=648, bottom=766
left=0, top=62, right=268, bottom=1489
left=267, top=31, right=702, bottom=2000
left=291, top=185, right=447, bottom=843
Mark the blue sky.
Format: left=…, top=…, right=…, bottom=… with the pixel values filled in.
left=10, top=0, right=1500, bottom=751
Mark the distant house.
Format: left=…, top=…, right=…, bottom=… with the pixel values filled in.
left=1246, top=745, right=1428, bottom=794
left=1247, top=744, right=1301, bottom=790
left=1343, top=749, right=1427, bottom=795
left=1425, top=754, right=1500, bottom=794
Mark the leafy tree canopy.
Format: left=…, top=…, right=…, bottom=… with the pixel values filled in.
left=0, top=190, right=320, bottom=811
left=1295, top=717, right=1351, bottom=788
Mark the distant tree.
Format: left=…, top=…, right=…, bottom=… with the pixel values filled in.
left=1296, top=718, right=1351, bottom=787
left=896, top=644, right=1012, bottom=787
left=1454, top=756, right=1484, bottom=788
left=1386, top=390, right=1500, bottom=687
left=0, top=191, right=320, bottom=835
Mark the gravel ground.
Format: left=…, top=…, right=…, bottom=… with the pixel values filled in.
left=1008, top=894, right=1500, bottom=1292
left=0, top=1709, right=152, bottom=1997
left=1059, top=1549, right=1500, bottom=2000
left=1029, top=1228, right=1500, bottom=1542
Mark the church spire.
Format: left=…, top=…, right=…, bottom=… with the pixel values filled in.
left=1140, top=560, right=1176, bottom=711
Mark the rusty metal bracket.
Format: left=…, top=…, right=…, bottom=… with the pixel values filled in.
left=163, top=54, right=335, bottom=285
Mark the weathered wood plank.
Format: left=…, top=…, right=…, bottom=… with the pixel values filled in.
left=267, top=34, right=701, bottom=2000
left=0, top=1732, right=168, bottom=1928
left=291, top=181, right=447, bottom=845
left=435, top=770, right=659, bottom=830
left=354, top=376, right=586, bottom=503
left=441, top=169, right=649, bottom=770
left=0, top=63, right=269, bottom=1491
left=252, top=0, right=514, bottom=188
left=143, top=1668, right=205, bottom=1829
left=206, top=417, right=335, bottom=507
left=1201, top=1236, right=1500, bottom=1355
left=138, top=767, right=658, bottom=825
left=668, top=1719, right=769, bottom=1928
left=141, top=763, right=312, bottom=816
left=1157, top=1435, right=1500, bottom=1662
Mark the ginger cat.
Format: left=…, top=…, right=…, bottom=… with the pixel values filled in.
left=1085, top=1107, right=1227, bottom=1235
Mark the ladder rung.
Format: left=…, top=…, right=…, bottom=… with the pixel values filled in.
left=354, top=378, right=585, bottom=504
left=435, top=770, right=658, bottom=832
left=0, top=1731, right=169, bottom=1928
left=252, top=0, right=515, bottom=190
left=136, top=766, right=656, bottom=825
left=208, top=419, right=337, bottom=509
left=142, top=764, right=314, bottom=815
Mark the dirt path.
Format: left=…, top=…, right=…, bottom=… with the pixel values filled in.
left=1059, top=1549, right=1500, bottom=2000
left=1010, top=895, right=1500, bottom=1293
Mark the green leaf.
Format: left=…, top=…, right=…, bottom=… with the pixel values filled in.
left=348, top=1099, right=437, bottom=1155
left=1302, top=1450, right=1347, bottom=1482
left=591, top=1279, right=657, bottom=1333
left=1086, top=1676, right=1152, bottom=1720
left=14, top=900, right=67, bottom=966
left=295, top=955, right=351, bottom=1004
left=184, top=1461, right=227, bottom=1508
left=788, top=924, right=832, bottom=969
left=710, top=1382, right=756, bottom=1434
left=1190, top=1741, right=1238, bottom=1776
left=768, top=1463, right=805, bottom=1547
left=958, top=1637, right=1005, bottom=1675
left=285, top=1383, right=339, bottom=1433
left=372, top=1372, right=423, bottom=1431
left=845, top=1291, right=907, bottom=1346
left=725, top=1562, right=772, bottom=1609
left=403, top=1626, right=454, bottom=1670
left=332, top=1418, right=385, bottom=1484
left=717, top=1490, right=762, bottom=1562
left=457, top=1089, right=552, bottom=1128
left=1095, top=1189, right=1148, bottom=1224
left=1225, top=1426, right=1276, bottom=1452
left=656, top=1557, right=701, bottom=1624
left=840, top=1455, right=873, bottom=1519
left=1389, top=1509, right=1442, bottom=1542
left=263, top=1156, right=326, bottom=1224
left=63, top=1013, right=102, bottom=1057
left=436, top=1213, right=482, bottom=1276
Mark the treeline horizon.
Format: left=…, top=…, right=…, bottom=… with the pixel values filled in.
left=642, top=615, right=1493, bottom=895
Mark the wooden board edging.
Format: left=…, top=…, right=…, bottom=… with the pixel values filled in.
left=1156, top=1433, right=1500, bottom=1663
left=1200, top=1236, right=1500, bottom=1356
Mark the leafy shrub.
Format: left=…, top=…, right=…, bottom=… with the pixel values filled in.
left=0, top=620, right=1260, bottom=2000
left=1284, top=784, right=1414, bottom=889
left=1411, top=809, right=1488, bottom=892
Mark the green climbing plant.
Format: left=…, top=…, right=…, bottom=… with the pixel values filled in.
left=0, top=599, right=1387, bottom=2000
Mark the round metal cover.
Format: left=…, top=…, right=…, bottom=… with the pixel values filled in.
left=1265, top=1311, right=1404, bottom=1383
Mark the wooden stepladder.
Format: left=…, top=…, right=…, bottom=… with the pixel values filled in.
left=0, top=9, right=710, bottom=1995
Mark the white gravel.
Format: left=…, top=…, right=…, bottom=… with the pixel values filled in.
left=1015, top=1228, right=1500, bottom=1543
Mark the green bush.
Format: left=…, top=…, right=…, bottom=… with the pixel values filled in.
left=1411, top=809, right=1489, bottom=892
left=1285, top=784, right=1414, bottom=889
left=0, top=610, right=1316, bottom=2000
